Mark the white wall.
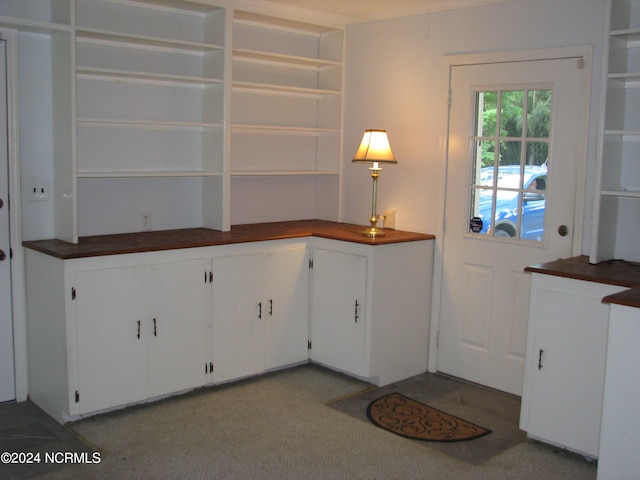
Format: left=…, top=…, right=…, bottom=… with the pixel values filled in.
left=18, top=32, right=55, bottom=241
left=342, top=0, right=605, bottom=253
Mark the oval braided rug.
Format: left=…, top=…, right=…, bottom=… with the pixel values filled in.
left=366, top=392, right=492, bottom=442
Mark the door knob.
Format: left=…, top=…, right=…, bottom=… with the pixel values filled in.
left=558, top=225, right=568, bottom=237
left=0, top=250, right=6, bottom=261
left=0, top=198, right=3, bottom=209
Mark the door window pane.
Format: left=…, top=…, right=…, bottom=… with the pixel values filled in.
left=469, top=88, right=551, bottom=242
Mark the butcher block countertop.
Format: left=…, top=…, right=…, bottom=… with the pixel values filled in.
left=525, top=255, right=640, bottom=309
left=22, top=220, right=435, bottom=260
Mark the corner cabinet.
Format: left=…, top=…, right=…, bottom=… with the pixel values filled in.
left=24, top=224, right=435, bottom=423
left=519, top=273, right=627, bottom=458
left=590, top=0, right=640, bottom=263
left=210, top=240, right=310, bottom=384
left=309, top=237, right=434, bottom=386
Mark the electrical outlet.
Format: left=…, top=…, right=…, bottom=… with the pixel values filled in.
left=383, top=210, right=396, bottom=229
left=27, top=182, right=49, bottom=202
left=143, top=212, right=152, bottom=231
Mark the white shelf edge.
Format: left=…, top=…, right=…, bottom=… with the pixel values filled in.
left=77, top=118, right=223, bottom=131
left=75, top=27, right=223, bottom=53
left=601, top=190, right=640, bottom=198
left=78, top=171, right=224, bottom=179
left=231, top=170, right=340, bottom=177
left=233, top=12, right=339, bottom=37
left=76, top=67, right=223, bottom=88
left=232, top=48, right=341, bottom=70
left=232, top=81, right=340, bottom=98
left=0, top=16, right=71, bottom=34
left=231, top=125, right=340, bottom=136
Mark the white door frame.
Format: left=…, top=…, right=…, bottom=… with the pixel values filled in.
left=428, top=46, right=593, bottom=373
left=2, top=28, right=28, bottom=402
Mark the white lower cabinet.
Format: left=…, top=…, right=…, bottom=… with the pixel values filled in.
left=74, top=259, right=209, bottom=416
left=25, top=235, right=433, bottom=422
left=520, top=273, right=627, bottom=458
left=310, top=247, right=367, bottom=377
left=210, top=241, right=309, bottom=383
left=309, top=238, right=433, bottom=386
left=25, top=250, right=210, bottom=423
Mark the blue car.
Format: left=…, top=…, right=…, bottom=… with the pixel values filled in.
left=474, top=165, right=547, bottom=240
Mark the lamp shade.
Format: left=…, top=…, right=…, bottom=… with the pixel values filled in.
left=352, top=129, right=397, bottom=164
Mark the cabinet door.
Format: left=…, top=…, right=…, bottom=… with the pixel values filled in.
left=264, top=246, right=309, bottom=370
left=522, top=277, right=619, bottom=457
left=310, top=248, right=367, bottom=376
left=145, top=260, right=208, bottom=398
left=74, top=266, right=147, bottom=415
left=211, top=253, right=267, bottom=382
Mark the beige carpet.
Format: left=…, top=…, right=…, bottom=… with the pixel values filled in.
left=33, top=364, right=596, bottom=480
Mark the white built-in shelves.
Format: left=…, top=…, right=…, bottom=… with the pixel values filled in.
left=8, top=0, right=345, bottom=241
left=0, top=0, right=72, bottom=33
left=229, top=10, right=344, bottom=225
left=591, top=0, right=640, bottom=263
left=73, top=0, right=227, bottom=236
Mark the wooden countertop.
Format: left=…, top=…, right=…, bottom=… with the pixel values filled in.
left=22, top=220, right=435, bottom=260
left=525, top=255, right=640, bottom=309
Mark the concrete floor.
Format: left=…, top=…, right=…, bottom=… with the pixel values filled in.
left=0, top=401, right=94, bottom=480
left=330, top=371, right=528, bottom=465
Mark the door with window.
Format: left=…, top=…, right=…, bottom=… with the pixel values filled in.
left=437, top=55, right=589, bottom=395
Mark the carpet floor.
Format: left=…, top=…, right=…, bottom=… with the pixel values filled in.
left=2, top=364, right=597, bottom=479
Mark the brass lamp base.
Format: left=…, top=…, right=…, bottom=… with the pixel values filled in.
left=360, top=217, right=385, bottom=238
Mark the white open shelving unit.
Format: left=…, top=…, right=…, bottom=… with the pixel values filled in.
left=5, top=0, right=346, bottom=242
left=591, top=0, right=640, bottom=263
left=229, top=10, right=344, bottom=225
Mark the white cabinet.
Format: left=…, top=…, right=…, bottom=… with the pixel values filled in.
left=597, top=301, right=640, bottom=479
left=25, top=250, right=210, bottom=422
left=309, top=238, right=433, bottom=386
left=25, top=231, right=433, bottom=422
left=591, top=0, right=640, bottom=263
left=520, top=273, right=627, bottom=457
left=210, top=241, right=309, bottom=383
left=310, top=247, right=367, bottom=377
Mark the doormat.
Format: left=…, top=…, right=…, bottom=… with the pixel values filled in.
left=367, top=392, right=492, bottom=442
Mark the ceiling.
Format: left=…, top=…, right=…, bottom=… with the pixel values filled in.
left=260, top=0, right=511, bottom=23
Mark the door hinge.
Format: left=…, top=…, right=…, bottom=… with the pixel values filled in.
left=9, top=248, right=12, bottom=259
left=308, top=340, right=312, bottom=350
left=577, top=57, right=585, bottom=69
left=436, top=330, right=440, bottom=347
left=75, top=390, right=80, bottom=403
left=71, top=287, right=76, bottom=300
left=308, top=258, right=313, bottom=269
left=206, top=362, right=214, bottom=374
left=204, top=271, right=213, bottom=283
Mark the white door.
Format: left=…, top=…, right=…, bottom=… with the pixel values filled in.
left=437, top=56, right=588, bottom=395
left=211, top=253, right=267, bottom=382
left=310, top=247, right=367, bottom=376
left=264, top=246, right=309, bottom=370
left=75, top=266, right=148, bottom=414
left=0, top=39, right=14, bottom=403
left=146, top=260, right=208, bottom=398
